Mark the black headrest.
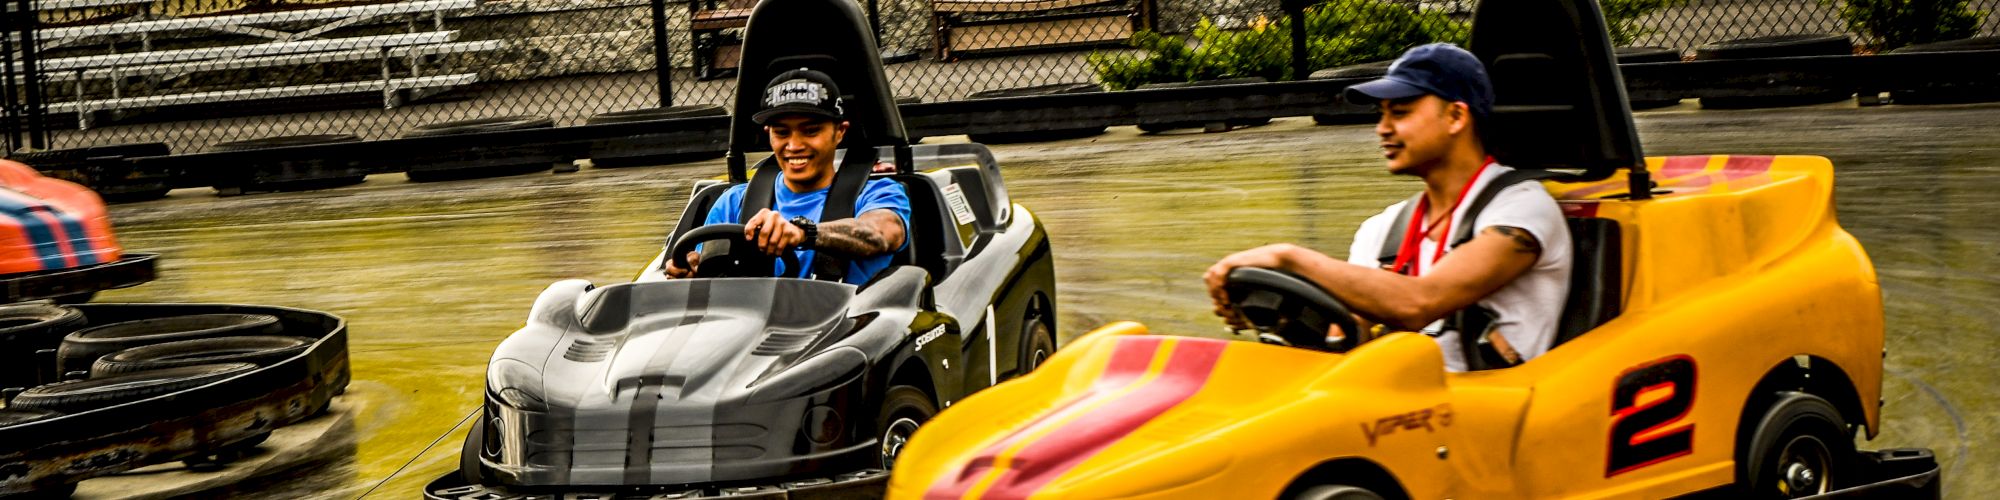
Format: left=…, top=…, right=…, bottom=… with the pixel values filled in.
left=726, top=0, right=907, bottom=182
left=1468, top=0, right=1644, bottom=179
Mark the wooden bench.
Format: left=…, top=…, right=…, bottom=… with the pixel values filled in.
left=17, top=0, right=495, bottom=129
left=688, top=0, right=752, bottom=80
left=931, top=0, right=1150, bottom=61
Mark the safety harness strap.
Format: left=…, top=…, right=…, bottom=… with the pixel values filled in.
left=736, top=148, right=878, bottom=282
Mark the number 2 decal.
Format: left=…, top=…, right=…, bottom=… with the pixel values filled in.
left=1606, top=355, right=1697, bottom=477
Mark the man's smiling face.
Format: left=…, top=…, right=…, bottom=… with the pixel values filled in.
left=765, top=115, right=848, bottom=187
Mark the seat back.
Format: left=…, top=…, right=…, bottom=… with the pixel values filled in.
left=1552, top=217, right=1623, bottom=346
left=890, top=173, right=967, bottom=280
left=670, top=180, right=734, bottom=244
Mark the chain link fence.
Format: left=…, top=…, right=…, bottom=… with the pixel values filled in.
left=2, top=0, right=1995, bottom=153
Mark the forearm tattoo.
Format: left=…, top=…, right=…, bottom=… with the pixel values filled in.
left=815, top=216, right=897, bottom=258
left=1490, top=226, right=1543, bottom=255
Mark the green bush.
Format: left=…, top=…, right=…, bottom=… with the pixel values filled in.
left=1819, top=0, right=1984, bottom=50
left=1601, top=0, right=1688, bottom=45
left=1088, top=0, right=1470, bottom=90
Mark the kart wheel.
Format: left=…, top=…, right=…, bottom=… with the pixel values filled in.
left=0, top=408, right=63, bottom=427
left=8, top=363, right=258, bottom=413
left=1295, top=485, right=1384, bottom=500
left=876, top=385, right=936, bottom=471
left=1019, top=314, right=1055, bottom=376
left=90, top=336, right=314, bottom=377
left=1742, top=392, right=1852, bottom=498
left=57, top=314, right=283, bottom=374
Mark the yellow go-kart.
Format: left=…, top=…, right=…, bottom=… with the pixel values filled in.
left=886, top=0, right=1940, bottom=498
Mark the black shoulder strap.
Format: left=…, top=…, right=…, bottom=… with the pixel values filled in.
left=809, top=146, right=881, bottom=282
left=738, top=156, right=779, bottom=224
left=1448, top=169, right=1563, bottom=249
left=1376, top=193, right=1423, bottom=269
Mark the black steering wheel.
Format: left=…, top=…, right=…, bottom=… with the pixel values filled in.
left=667, top=224, right=803, bottom=279
left=1223, top=267, right=1363, bottom=352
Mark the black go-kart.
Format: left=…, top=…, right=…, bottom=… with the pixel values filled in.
left=423, top=1, right=1058, bottom=497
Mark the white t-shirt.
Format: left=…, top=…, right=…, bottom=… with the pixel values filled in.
left=1345, top=164, right=1571, bottom=371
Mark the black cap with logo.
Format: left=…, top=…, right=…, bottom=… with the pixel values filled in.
left=753, top=68, right=846, bottom=125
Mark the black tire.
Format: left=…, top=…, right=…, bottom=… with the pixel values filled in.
left=209, top=134, right=369, bottom=192
left=403, top=115, right=557, bottom=138
left=459, top=413, right=489, bottom=485
left=1887, top=37, right=2000, bottom=105
left=1695, top=35, right=1853, bottom=109
left=0, top=408, right=63, bottom=427
left=585, top=105, right=730, bottom=168
left=1694, top=34, right=1853, bottom=61
left=183, top=430, right=271, bottom=471
left=90, top=335, right=314, bottom=377
left=1018, top=314, right=1055, bottom=378
left=57, top=314, right=283, bottom=374
left=0, top=305, right=87, bottom=391
left=584, top=104, right=727, bottom=126
left=8, top=363, right=257, bottom=413
left=403, top=116, right=562, bottom=182
left=9, top=143, right=173, bottom=203
left=1312, top=61, right=1394, bottom=125
left=875, top=385, right=937, bottom=471
left=966, top=84, right=1107, bottom=144
left=7, top=142, right=170, bottom=168
left=1615, top=47, right=1684, bottom=109
left=1740, top=391, right=1853, bottom=498
left=1294, top=485, right=1385, bottom=500
left=1138, top=77, right=1271, bottom=132
left=1615, top=46, right=1682, bottom=64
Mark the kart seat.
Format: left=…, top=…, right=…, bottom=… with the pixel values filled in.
left=888, top=172, right=967, bottom=281
left=1551, top=217, right=1623, bottom=346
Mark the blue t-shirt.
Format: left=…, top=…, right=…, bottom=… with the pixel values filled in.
left=705, top=178, right=911, bottom=284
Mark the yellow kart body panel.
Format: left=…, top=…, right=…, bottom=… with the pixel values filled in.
left=889, top=155, right=1885, bottom=499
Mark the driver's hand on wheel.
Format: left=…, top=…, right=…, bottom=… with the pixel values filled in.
left=744, top=209, right=807, bottom=256
left=665, top=251, right=701, bottom=279
left=1202, top=244, right=1297, bottom=326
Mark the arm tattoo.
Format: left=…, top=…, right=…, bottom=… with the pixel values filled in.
left=1490, top=226, right=1542, bottom=255
left=814, top=212, right=900, bottom=258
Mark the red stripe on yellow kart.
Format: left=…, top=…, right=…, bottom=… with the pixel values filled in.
left=927, top=337, right=1226, bottom=500
left=924, top=336, right=1166, bottom=499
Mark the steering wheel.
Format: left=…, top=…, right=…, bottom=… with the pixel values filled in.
left=667, top=224, right=803, bottom=279
left=1222, top=267, right=1363, bottom=352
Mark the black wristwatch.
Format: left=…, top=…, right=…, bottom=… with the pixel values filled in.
left=789, top=216, right=818, bottom=250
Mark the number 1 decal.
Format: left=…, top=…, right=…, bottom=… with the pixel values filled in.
left=1606, top=355, right=1697, bottom=477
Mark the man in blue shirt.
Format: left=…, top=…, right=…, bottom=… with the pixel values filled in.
left=665, top=68, right=911, bottom=284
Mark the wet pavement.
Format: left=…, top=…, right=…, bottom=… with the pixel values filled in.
left=96, top=100, right=2000, bottom=498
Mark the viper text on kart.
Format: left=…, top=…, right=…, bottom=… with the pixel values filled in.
left=888, top=0, right=1938, bottom=498
left=424, top=1, right=1057, bottom=497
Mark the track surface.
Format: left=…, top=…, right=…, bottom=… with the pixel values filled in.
left=97, top=101, right=2000, bottom=498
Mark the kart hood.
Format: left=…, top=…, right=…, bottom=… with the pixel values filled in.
left=491, top=278, right=862, bottom=412
left=892, top=325, right=1452, bottom=499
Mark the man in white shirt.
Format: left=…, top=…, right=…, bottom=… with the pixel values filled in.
left=1202, top=43, right=1571, bottom=371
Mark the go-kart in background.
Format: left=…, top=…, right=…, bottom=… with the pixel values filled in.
left=93, top=102, right=1997, bottom=497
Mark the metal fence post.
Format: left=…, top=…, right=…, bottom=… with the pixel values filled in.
left=1285, top=0, right=1308, bottom=81
left=651, top=0, right=676, bottom=107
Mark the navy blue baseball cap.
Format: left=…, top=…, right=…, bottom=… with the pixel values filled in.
left=1344, top=43, right=1494, bottom=118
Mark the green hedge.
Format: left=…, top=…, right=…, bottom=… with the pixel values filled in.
left=1820, top=0, right=1985, bottom=50
left=1089, top=0, right=1469, bottom=90
left=1090, top=0, right=1697, bottom=89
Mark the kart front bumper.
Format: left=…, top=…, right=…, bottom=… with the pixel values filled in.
left=422, top=467, right=889, bottom=500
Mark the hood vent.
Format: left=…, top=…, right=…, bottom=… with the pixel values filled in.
left=564, top=336, right=615, bottom=362
left=752, top=331, right=818, bottom=356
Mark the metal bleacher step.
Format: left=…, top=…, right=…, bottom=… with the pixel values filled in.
left=7, top=0, right=152, bottom=12
left=19, top=31, right=459, bottom=72
left=46, top=72, right=478, bottom=114
left=35, top=0, right=477, bottom=40
left=35, top=39, right=502, bottom=82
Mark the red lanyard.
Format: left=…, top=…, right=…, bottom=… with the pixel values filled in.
left=1392, top=160, right=1494, bottom=276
